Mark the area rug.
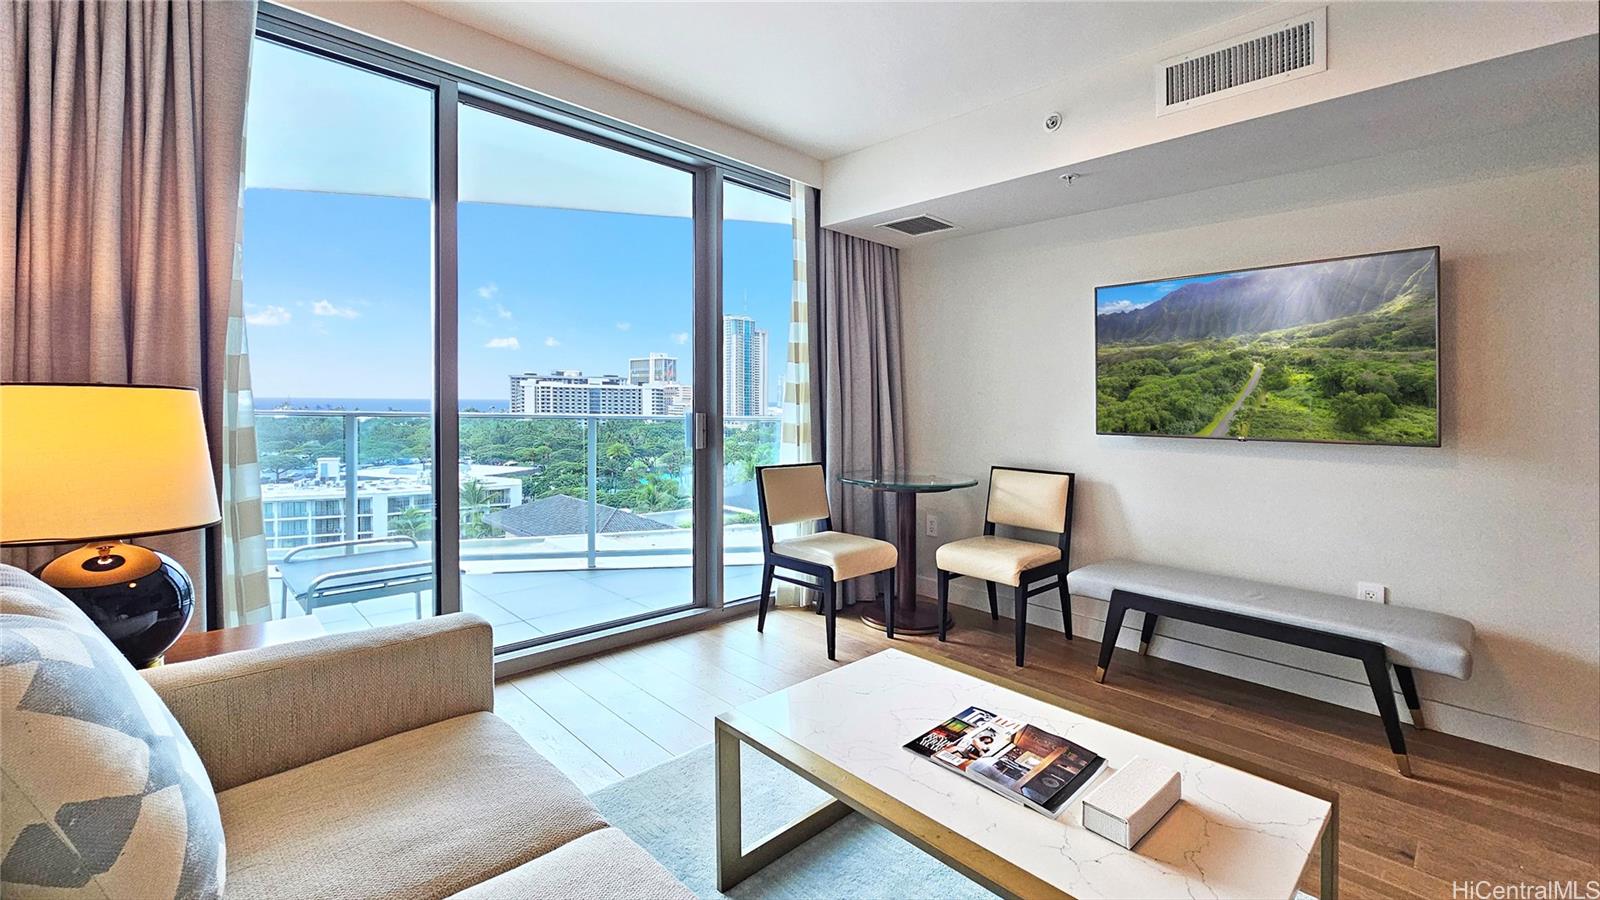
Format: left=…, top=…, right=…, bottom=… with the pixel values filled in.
left=589, top=742, right=997, bottom=899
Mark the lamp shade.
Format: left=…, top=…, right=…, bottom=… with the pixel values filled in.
left=0, top=384, right=221, bottom=545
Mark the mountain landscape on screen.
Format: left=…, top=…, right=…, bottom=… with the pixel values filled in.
left=1095, top=248, right=1439, bottom=445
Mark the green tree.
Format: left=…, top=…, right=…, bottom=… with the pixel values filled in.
left=391, top=506, right=432, bottom=540
left=460, top=479, right=497, bottom=539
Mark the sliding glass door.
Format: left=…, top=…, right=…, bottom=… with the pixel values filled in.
left=455, top=102, right=701, bottom=650
left=246, top=10, right=800, bottom=652
left=242, top=36, right=440, bottom=634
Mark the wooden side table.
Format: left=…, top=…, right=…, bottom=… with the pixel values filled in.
left=164, top=617, right=326, bottom=664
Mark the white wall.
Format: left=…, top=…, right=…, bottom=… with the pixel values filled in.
left=900, top=158, right=1600, bottom=771
left=279, top=1, right=822, bottom=186
left=824, top=2, right=1598, bottom=228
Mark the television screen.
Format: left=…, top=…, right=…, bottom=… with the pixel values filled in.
left=1095, top=246, right=1440, bottom=447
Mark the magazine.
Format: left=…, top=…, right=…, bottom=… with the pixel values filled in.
left=905, top=707, right=1104, bottom=817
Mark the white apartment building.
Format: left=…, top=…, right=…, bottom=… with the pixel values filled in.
left=509, top=369, right=690, bottom=416
left=260, top=462, right=524, bottom=554
left=628, top=353, right=677, bottom=385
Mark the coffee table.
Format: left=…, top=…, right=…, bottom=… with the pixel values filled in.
left=715, top=648, right=1337, bottom=899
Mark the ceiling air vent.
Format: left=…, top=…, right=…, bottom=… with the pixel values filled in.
left=877, top=214, right=956, bottom=237
left=1157, top=8, right=1327, bottom=114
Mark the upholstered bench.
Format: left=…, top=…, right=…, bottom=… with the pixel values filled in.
left=1067, top=560, right=1475, bottom=776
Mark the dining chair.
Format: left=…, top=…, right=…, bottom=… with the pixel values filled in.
left=934, top=466, right=1076, bottom=667
left=755, top=463, right=898, bottom=659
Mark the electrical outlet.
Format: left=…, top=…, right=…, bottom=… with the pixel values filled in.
left=925, top=514, right=939, bottom=537
left=1357, top=582, right=1388, bottom=604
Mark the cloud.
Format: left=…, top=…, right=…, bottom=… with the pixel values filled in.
left=544, top=336, right=561, bottom=347
left=1096, top=300, right=1148, bottom=316
left=312, top=299, right=360, bottom=319
left=495, top=303, right=513, bottom=320
left=615, top=321, right=632, bottom=332
left=485, top=336, right=520, bottom=350
left=477, top=282, right=499, bottom=299
left=671, top=331, right=689, bottom=345
left=245, top=305, right=292, bottom=327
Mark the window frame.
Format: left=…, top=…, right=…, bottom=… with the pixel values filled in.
left=254, top=3, right=793, bottom=654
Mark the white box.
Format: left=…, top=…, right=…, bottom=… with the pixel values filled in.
left=1081, top=757, right=1181, bottom=849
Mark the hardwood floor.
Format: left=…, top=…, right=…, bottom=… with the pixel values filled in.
left=496, top=602, right=1600, bottom=899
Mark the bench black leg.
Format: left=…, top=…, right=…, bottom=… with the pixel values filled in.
left=1095, top=592, right=1131, bottom=683
left=1394, top=664, right=1424, bottom=730
left=1139, top=612, right=1158, bottom=655
left=822, top=581, right=838, bottom=661
left=1361, top=649, right=1411, bottom=776
left=936, top=570, right=952, bottom=642
left=1013, top=584, right=1029, bottom=667
left=1057, top=577, right=1073, bottom=641
left=986, top=581, right=998, bottom=621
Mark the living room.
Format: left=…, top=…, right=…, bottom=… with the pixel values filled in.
left=2, top=2, right=1596, bottom=899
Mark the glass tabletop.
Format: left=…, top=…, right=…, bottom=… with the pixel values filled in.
left=838, top=470, right=978, bottom=492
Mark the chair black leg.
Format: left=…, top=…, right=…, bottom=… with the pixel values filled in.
left=1095, top=591, right=1132, bottom=683
left=1394, top=664, right=1425, bottom=730
left=883, top=570, right=896, bottom=641
left=1057, top=577, right=1073, bottom=641
left=1138, top=612, right=1158, bottom=655
left=1013, top=583, right=1029, bottom=667
left=757, top=563, right=774, bottom=633
left=823, top=581, right=838, bottom=661
left=936, top=570, right=952, bottom=641
left=1361, top=648, right=1411, bottom=776
left=986, top=581, right=999, bottom=621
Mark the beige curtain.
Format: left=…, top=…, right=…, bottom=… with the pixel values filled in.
left=819, top=229, right=907, bottom=605
left=0, top=0, right=259, bottom=627
left=773, top=181, right=822, bottom=608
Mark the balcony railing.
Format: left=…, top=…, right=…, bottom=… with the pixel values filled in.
left=255, top=408, right=779, bottom=572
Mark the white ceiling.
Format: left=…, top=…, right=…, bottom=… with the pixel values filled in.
left=413, top=1, right=1260, bottom=161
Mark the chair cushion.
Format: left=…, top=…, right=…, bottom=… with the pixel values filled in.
left=936, top=536, right=1062, bottom=587
left=1067, top=560, right=1475, bottom=679
left=759, top=465, right=832, bottom=527
left=987, top=469, right=1072, bottom=533
left=773, top=531, right=897, bottom=581
left=448, top=827, right=692, bottom=900
left=217, top=712, right=606, bottom=900
left=0, top=565, right=225, bottom=900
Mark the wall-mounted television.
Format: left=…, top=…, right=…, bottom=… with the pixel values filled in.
left=1095, top=246, right=1440, bottom=447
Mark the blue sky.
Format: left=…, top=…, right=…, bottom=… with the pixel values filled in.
left=1095, top=272, right=1233, bottom=316
left=242, top=189, right=792, bottom=402
left=241, top=35, right=794, bottom=407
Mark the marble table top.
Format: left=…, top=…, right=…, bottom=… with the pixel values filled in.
left=725, top=648, right=1331, bottom=900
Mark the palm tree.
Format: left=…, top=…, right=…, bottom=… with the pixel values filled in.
left=459, top=479, right=495, bottom=539
left=391, top=506, right=432, bottom=540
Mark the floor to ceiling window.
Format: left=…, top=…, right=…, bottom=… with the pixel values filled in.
left=242, top=9, right=801, bottom=653
left=456, top=103, right=699, bottom=650
left=241, top=35, right=439, bottom=635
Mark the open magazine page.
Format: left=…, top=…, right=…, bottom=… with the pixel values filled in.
left=906, top=709, right=1104, bottom=818
left=903, top=707, right=997, bottom=763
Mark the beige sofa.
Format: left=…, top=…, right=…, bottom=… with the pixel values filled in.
left=3, top=563, right=691, bottom=900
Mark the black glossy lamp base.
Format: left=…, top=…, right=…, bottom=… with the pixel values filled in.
left=39, top=549, right=195, bottom=668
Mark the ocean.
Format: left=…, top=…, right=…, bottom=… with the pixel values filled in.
left=256, top=397, right=511, bottom=413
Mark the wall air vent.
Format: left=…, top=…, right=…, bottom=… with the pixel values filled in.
left=1158, top=8, right=1326, bottom=114
left=877, top=214, right=956, bottom=237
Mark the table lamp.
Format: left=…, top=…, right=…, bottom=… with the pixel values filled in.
left=0, top=383, right=221, bottom=667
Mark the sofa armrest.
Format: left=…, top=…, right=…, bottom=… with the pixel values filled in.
left=142, top=613, right=494, bottom=791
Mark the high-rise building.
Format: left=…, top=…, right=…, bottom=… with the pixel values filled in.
left=722, top=315, right=768, bottom=417
left=628, top=353, right=677, bottom=385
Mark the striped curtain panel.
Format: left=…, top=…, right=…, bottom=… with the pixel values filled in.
left=773, top=181, right=822, bottom=608
left=219, top=160, right=272, bottom=625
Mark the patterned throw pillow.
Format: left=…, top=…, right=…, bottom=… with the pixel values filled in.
left=0, top=565, right=225, bottom=899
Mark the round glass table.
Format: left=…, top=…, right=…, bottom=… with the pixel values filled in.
left=838, top=471, right=979, bottom=635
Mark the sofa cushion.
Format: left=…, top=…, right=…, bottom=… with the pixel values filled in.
left=216, top=712, right=606, bottom=900
left=0, top=565, right=225, bottom=899
left=448, top=827, right=693, bottom=900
